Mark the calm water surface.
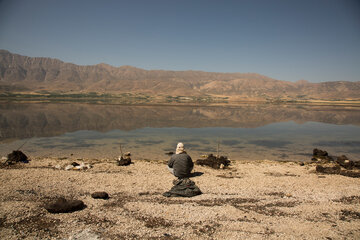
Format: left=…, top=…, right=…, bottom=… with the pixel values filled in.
left=0, top=102, right=359, bottom=161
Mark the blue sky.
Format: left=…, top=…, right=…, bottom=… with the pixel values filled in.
left=0, top=0, right=359, bottom=82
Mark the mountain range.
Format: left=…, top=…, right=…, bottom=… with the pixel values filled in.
left=0, top=49, right=359, bottom=101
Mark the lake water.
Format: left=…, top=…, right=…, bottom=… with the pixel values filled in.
left=0, top=102, right=360, bottom=162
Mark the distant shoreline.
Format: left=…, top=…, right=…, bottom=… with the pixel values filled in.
left=1, top=92, right=360, bottom=106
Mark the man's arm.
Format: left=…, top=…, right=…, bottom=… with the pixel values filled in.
left=188, top=155, right=194, bottom=168
left=168, top=155, right=175, bottom=168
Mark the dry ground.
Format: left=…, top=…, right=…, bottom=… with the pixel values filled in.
left=0, top=158, right=360, bottom=239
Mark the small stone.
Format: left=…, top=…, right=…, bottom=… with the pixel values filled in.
left=65, top=165, right=74, bottom=171
left=44, top=197, right=86, bottom=213
left=312, top=149, right=333, bottom=162
left=91, top=192, right=109, bottom=199
left=117, top=157, right=131, bottom=166
left=7, top=150, right=29, bottom=163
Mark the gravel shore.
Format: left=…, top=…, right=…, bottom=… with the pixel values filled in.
left=1, top=157, right=360, bottom=239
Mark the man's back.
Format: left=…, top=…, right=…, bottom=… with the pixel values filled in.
left=168, top=152, right=194, bottom=178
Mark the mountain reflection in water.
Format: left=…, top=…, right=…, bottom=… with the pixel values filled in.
left=0, top=102, right=359, bottom=161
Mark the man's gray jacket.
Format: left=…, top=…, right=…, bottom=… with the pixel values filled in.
left=168, top=152, right=194, bottom=178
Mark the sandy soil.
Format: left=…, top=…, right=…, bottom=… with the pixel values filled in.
left=1, top=157, right=360, bottom=240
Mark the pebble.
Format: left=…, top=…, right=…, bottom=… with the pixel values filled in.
left=65, top=165, right=74, bottom=171
left=64, top=162, right=92, bottom=171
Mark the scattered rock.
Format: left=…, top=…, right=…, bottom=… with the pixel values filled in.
left=339, top=171, right=360, bottom=178
left=354, top=161, right=360, bottom=169
left=336, top=155, right=354, bottom=170
left=165, top=151, right=174, bottom=156
left=316, top=165, right=341, bottom=174
left=44, top=197, right=86, bottom=213
left=71, top=162, right=80, bottom=167
left=313, top=148, right=328, bottom=157
left=65, top=165, right=74, bottom=171
left=64, top=162, right=92, bottom=171
left=312, top=148, right=333, bottom=162
left=316, top=164, right=360, bottom=178
left=6, top=150, right=29, bottom=164
left=91, top=192, right=109, bottom=200
left=312, top=149, right=360, bottom=178
left=196, top=154, right=230, bottom=169
left=0, top=157, right=8, bottom=166
left=117, top=156, right=132, bottom=166
left=73, top=162, right=92, bottom=170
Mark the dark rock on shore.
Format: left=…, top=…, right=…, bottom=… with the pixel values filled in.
left=313, top=149, right=360, bottom=178
left=316, top=165, right=341, bottom=174
left=7, top=150, right=29, bottom=164
left=336, top=155, right=354, bottom=170
left=44, top=197, right=86, bottom=213
left=316, top=164, right=360, bottom=178
left=312, top=148, right=334, bottom=162
left=196, top=154, right=230, bottom=169
left=71, top=162, right=80, bottom=167
left=117, top=156, right=132, bottom=166
left=339, top=171, right=360, bottom=178
left=91, top=192, right=109, bottom=199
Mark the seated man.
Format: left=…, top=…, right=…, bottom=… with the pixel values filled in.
left=168, top=142, right=194, bottom=179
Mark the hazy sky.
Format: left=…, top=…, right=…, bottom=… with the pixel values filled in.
left=0, top=0, right=359, bottom=82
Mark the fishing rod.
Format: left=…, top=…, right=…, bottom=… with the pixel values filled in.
left=16, top=138, right=30, bottom=151
left=119, top=143, right=124, bottom=158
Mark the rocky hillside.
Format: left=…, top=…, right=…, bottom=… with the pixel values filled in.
left=0, top=50, right=359, bottom=100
